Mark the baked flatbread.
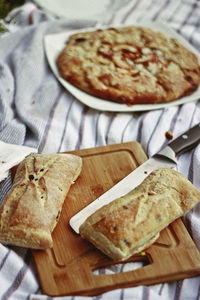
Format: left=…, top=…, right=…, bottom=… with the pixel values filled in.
left=57, top=25, right=200, bottom=105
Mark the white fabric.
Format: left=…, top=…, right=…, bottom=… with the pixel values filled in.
left=0, top=141, right=37, bottom=181
left=0, top=0, right=200, bottom=299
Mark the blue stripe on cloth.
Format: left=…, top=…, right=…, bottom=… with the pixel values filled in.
left=1, top=249, right=32, bottom=300
left=0, top=250, right=11, bottom=271
left=38, top=91, right=64, bottom=153
left=0, top=174, right=12, bottom=204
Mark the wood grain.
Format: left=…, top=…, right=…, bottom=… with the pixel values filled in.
left=32, top=142, right=200, bottom=297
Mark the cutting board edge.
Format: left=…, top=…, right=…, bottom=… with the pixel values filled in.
left=32, top=141, right=200, bottom=297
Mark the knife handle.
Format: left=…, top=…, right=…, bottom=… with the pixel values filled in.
left=168, top=123, right=200, bottom=156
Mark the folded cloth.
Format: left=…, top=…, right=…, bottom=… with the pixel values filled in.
left=0, top=141, right=37, bottom=182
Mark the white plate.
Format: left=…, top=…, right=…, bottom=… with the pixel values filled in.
left=34, top=0, right=128, bottom=21
left=44, top=21, right=200, bottom=112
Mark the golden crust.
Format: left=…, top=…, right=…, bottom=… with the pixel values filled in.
left=57, top=26, right=200, bottom=105
left=0, top=153, right=82, bottom=249
left=80, top=168, right=200, bottom=261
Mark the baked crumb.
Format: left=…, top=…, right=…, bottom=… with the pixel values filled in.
left=165, top=130, right=173, bottom=140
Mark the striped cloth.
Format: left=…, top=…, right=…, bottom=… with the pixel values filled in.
left=0, top=0, right=200, bottom=299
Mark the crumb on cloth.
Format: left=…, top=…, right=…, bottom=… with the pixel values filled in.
left=165, top=130, right=173, bottom=140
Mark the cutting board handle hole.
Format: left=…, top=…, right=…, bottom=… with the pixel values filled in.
left=92, top=255, right=150, bottom=275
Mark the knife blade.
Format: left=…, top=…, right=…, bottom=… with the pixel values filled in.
left=70, top=123, right=200, bottom=234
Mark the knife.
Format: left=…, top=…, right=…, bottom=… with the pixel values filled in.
left=70, top=123, right=200, bottom=234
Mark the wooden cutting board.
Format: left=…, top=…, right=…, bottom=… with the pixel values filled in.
left=32, top=142, right=200, bottom=297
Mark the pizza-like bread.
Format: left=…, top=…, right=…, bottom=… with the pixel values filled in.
left=57, top=25, right=200, bottom=105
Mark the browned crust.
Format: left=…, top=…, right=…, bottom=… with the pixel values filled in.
left=80, top=168, right=200, bottom=260
left=0, top=153, right=82, bottom=249
left=57, top=26, right=200, bottom=105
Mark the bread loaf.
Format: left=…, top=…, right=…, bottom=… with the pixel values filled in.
left=0, top=153, right=82, bottom=249
left=80, top=168, right=200, bottom=261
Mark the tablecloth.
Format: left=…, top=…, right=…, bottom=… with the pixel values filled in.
left=0, top=0, right=200, bottom=299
